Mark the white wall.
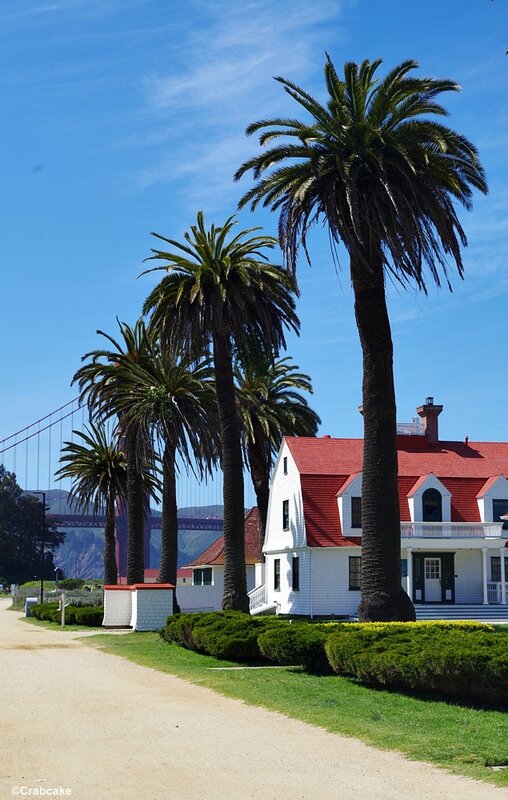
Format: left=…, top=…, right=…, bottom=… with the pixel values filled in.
left=178, top=565, right=256, bottom=612
left=264, top=442, right=306, bottom=554
left=265, top=547, right=360, bottom=617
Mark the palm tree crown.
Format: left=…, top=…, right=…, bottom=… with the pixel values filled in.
left=235, top=57, right=487, bottom=621
left=236, top=57, right=487, bottom=286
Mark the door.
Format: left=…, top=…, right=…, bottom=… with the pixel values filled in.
left=424, top=557, right=441, bottom=601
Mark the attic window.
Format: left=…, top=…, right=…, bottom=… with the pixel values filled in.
left=422, top=488, right=442, bottom=522
left=283, top=456, right=288, bottom=475
left=282, top=500, right=289, bottom=530
left=493, top=499, right=508, bottom=530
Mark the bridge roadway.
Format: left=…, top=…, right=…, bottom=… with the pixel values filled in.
left=50, top=513, right=224, bottom=531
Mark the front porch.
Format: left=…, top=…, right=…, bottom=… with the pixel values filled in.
left=403, top=543, right=508, bottom=607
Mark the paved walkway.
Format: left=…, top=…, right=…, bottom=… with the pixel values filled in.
left=1, top=598, right=507, bottom=800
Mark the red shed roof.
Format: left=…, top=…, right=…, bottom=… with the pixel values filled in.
left=285, top=435, right=508, bottom=547
left=186, top=507, right=261, bottom=566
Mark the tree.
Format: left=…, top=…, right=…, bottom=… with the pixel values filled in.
left=110, top=345, right=219, bottom=609
left=235, top=354, right=320, bottom=555
left=73, top=320, right=159, bottom=584
left=143, top=212, right=299, bottom=611
left=56, top=423, right=128, bottom=585
left=235, top=57, right=487, bottom=621
left=0, top=466, right=64, bottom=585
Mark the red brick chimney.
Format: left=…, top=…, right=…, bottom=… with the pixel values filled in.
left=416, top=397, right=443, bottom=444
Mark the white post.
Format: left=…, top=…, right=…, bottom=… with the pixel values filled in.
left=406, top=548, right=413, bottom=602
left=60, top=591, right=66, bottom=627
left=500, top=548, right=506, bottom=605
left=482, top=548, right=489, bottom=605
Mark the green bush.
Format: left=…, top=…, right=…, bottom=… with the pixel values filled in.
left=258, top=623, right=331, bottom=674
left=70, top=606, right=103, bottom=626
left=58, top=578, right=85, bottom=590
left=161, top=612, right=281, bottom=662
left=30, top=603, right=59, bottom=621
left=325, top=624, right=508, bottom=705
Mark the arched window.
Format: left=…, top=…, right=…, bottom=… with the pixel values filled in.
left=422, top=488, right=442, bottom=522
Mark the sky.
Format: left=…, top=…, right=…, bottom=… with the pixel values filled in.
left=0, top=0, right=507, bottom=499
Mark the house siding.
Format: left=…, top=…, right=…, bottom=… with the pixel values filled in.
left=265, top=443, right=306, bottom=553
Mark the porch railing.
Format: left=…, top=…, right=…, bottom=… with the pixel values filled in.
left=487, top=582, right=508, bottom=604
left=248, top=584, right=267, bottom=612
left=400, top=521, right=504, bottom=539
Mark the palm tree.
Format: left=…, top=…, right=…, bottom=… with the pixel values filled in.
left=143, top=211, right=299, bottom=611
left=235, top=57, right=487, bottom=621
left=110, top=345, right=220, bottom=609
left=56, top=423, right=127, bottom=585
left=73, top=320, right=159, bottom=585
left=235, top=354, right=320, bottom=555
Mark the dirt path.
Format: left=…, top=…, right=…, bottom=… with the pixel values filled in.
left=0, top=599, right=506, bottom=800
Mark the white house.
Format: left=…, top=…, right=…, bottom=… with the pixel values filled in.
left=257, top=398, right=508, bottom=618
left=178, top=508, right=261, bottom=612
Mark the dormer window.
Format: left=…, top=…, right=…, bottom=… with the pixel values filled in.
left=422, top=488, right=442, bottom=522
left=493, top=499, right=508, bottom=530
left=351, top=497, right=362, bottom=528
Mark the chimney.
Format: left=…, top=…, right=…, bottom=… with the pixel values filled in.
left=416, top=397, right=443, bottom=444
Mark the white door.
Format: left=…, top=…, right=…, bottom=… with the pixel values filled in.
left=424, top=557, right=441, bottom=602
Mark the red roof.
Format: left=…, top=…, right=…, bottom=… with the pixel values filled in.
left=186, top=507, right=261, bottom=566
left=285, top=436, right=508, bottom=548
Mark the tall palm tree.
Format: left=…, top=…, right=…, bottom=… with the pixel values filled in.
left=73, top=320, right=159, bottom=585
left=56, top=423, right=127, bottom=585
left=235, top=354, right=320, bottom=555
left=235, top=57, right=487, bottom=621
left=110, top=345, right=220, bottom=608
left=143, top=211, right=299, bottom=611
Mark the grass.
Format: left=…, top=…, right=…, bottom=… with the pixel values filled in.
left=83, top=630, right=508, bottom=788
left=23, top=617, right=102, bottom=632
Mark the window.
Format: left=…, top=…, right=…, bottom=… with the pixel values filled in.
left=282, top=500, right=289, bottom=530
left=193, top=568, right=212, bottom=586
left=351, top=497, right=362, bottom=528
left=274, top=559, right=280, bottom=591
left=349, top=556, right=361, bottom=590
left=422, top=488, right=442, bottom=522
left=491, top=557, right=508, bottom=582
left=292, top=556, right=300, bottom=591
left=283, top=456, right=288, bottom=475
left=493, top=499, right=508, bottom=530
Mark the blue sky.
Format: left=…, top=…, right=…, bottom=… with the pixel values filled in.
left=1, top=0, right=507, bottom=497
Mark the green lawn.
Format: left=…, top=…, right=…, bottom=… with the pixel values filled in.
left=84, top=631, right=508, bottom=788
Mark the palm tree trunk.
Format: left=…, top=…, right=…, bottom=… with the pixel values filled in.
left=247, top=439, right=270, bottom=563
left=213, top=331, right=249, bottom=612
left=104, top=494, right=118, bottom=585
left=351, top=256, right=415, bottom=622
left=159, top=441, right=180, bottom=613
left=125, top=427, right=145, bottom=585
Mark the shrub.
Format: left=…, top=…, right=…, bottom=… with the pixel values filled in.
left=325, top=624, right=508, bottom=705
left=58, top=578, right=85, bottom=590
left=30, top=603, right=59, bottom=621
left=70, top=606, right=104, bottom=626
left=258, top=623, right=331, bottom=674
left=161, top=612, right=281, bottom=662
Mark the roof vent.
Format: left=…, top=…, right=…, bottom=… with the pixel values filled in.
left=426, top=396, right=434, bottom=406
left=322, top=435, right=331, bottom=439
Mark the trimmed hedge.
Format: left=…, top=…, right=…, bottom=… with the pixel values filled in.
left=30, top=603, right=103, bottom=627
left=258, top=624, right=331, bottom=674
left=325, top=624, right=508, bottom=705
left=161, top=612, right=282, bottom=662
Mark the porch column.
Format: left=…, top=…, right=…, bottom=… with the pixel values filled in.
left=482, top=547, right=489, bottom=605
left=500, top=547, right=507, bottom=605
left=406, top=548, right=413, bottom=602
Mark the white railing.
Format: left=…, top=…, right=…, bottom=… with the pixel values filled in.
left=400, top=521, right=504, bottom=539
left=487, top=582, right=508, bottom=604
left=397, top=419, right=424, bottom=436
left=248, top=584, right=267, bottom=612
